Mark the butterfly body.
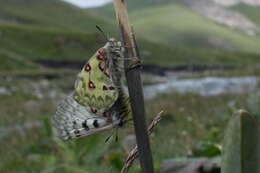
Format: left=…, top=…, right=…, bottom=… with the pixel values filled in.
left=53, top=38, right=130, bottom=140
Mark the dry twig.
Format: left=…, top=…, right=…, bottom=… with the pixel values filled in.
left=113, top=0, right=155, bottom=172
left=120, top=111, right=164, bottom=173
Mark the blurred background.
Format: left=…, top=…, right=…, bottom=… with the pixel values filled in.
left=1, top=0, right=260, bottom=172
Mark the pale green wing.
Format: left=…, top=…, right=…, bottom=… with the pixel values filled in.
left=74, top=46, right=119, bottom=110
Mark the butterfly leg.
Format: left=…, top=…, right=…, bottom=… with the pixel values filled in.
left=125, top=56, right=142, bottom=72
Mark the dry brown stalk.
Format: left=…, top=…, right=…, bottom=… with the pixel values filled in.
left=120, top=111, right=164, bottom=173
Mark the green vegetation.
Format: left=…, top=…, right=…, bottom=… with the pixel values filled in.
left=0, top=0, right=260, bottom=73
left=0, top=0, right=115, bottom=71
left=0, top=0, right=113, bottom=32
left=0, top=49, right=39, bottom=70
left=0, top=24, right=99, bottom=70
left=130, top=4, right=260, bottom=54
left=0, top=1, right=260, bottom=172
left=98, top=1, right=260, bottom=54
left=0, top=24, right=101, bottom=60
left=138, top=39, right=260, bottom=67
left=1, top=23, right=260, bottom=72
left=231, top=4, right=260, bottom=27
left=1, top=78, right=259, bottom=173
left=222, top=110, right=260, bottom=173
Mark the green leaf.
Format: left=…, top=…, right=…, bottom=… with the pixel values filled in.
left=222, top=110, right=260, bottom=173
left=192, top=142, right=221, bottom=158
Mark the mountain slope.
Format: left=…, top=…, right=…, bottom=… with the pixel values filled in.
left=0, top=0, right=116, bottom=71
left=231, top=4, right=260, bottom=27
left=0, top=24, right=104, bottom=70
left=130, top=3, right=260, bottom=54
left=1, top=22, right=260, bottom=72
left=0, top=0, right=260, bottom=72
left=0, top=0, right=113, bottom=33
left=96, top=1, right=260, bottom=54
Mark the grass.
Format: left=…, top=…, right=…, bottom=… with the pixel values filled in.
left=138, top=39, right=260, bottom=67
left=231, top=4, right=260, bottom=27
left=130, top=3, right=260, bottom=54
left=0, top=0, right=260, bottom=74
left=0, top=24, right=102, bottom=60
left=1, top=23, right=260, bottom=73
left=93, top=0, right=164, bottom=16
left=180, top=67, right=260, bottom=79
left=0, top=0, right=113, bottom=33
left=0, top=0, right=116, bottom=71
left=96, top=1, right=260, bottom=54
left=0, top=49, right=39, bottom=70
left=1, top=77, right=259, bottom=173
left=0, top=23, right=103, bottom=70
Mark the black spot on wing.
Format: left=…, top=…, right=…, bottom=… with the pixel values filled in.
left=74, top=130, right=80, bottom=134
left=82, top=120, right=89, bottom=130
left=118, top=119, right=124, bottom=127
left=93, top=120, right=99, bottom=128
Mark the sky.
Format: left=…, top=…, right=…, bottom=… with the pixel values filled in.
left=63, top=0, right=112, bottom=8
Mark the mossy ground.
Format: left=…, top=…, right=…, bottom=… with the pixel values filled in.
left=1, top=77, right=259, bottom=173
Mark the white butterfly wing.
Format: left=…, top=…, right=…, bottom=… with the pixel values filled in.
left=53, top=93, right=120, bottom=140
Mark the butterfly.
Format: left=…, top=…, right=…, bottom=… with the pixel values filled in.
left=53, top=36, right=130, bottom=140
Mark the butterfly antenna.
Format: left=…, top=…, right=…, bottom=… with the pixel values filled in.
left=96, top=25, right=109, bottom=41
left=105, top=127, right=118, bottom=143
left=105, top=133, right=113, bottom=143
left=105, top=134, right=113, bottom=143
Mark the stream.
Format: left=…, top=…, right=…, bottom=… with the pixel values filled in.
left=0, top=76, right=259, bottom=140
left=143, top=76, right=260, bottom=99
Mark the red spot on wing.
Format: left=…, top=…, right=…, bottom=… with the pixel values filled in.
left=103, top=85, right=108, bottom=90
left=91, top=108, right=97, bottom=113
left=103, top=111, right=110, bottom=117
left=97, top=55, right=106, bottom=60
left=109, top=86, right=115, bottom=90
left=88, top=81, right=96, bottom=89
left=99, top=62, right=105, bottom=71
left=84, top=64, right=91, bottom=72
left=103, top=111, right=112, bottom=121
left=98, top=48, right=105, bottom=55
left=107, top=117, right=113, bottom=121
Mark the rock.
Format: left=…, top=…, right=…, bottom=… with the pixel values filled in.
left=0, top=87, right=10, bottom=95
left=212, top=0, right=260, bottom=6
left=183, top=0, right=259, bottom=35
left=161, top=157, right=220, bottom=173
left=122, top=134, right=136, bottom=153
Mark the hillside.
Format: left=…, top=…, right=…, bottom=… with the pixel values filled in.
left=231, top=4, right=260, bottom=27
left=183, top=0, right=259, bottom=34
left=0, top=0, right=260, bottom=73
left=130, top=3, right=260, bottom=53
left=0, top=0, right=113, bottom=32
left=0, top=0, right=116, bottom=71
left=0, top=24, right=104, bottom=70
left=3, top=23, right=260, bottom=72
left=213, top=0, right=260, bottom=6
left=97, top=1, right=260, bottom=54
